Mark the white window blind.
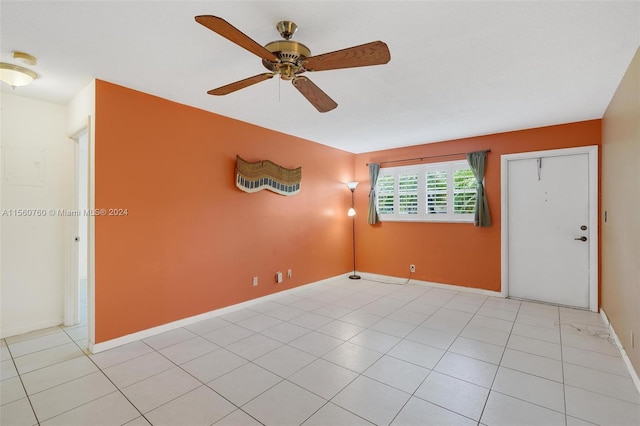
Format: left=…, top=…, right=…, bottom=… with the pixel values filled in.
left=398, top=172, right=419, bottom=215
left=426, top=170, right=447, bottom=215
left=375, top=160, right=477, bottom=222
left=377, top=174, right=395, bottom=215
left=453, top=167, right=477, bottom=215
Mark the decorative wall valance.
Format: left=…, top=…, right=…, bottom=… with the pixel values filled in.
left=235, top=155, right=302, bottom=196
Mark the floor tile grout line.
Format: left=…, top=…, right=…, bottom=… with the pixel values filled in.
left=476, top=297, right=523, bottom=424
left=509, top=329, right=562, bottom=345
left=560, top=341, right=622, bottom=358
left=88, top=344, right=156, bottom=371
left=100, top=333, right=267, bottom=424
left=17, top=362, right=101, bottom=399
left=3, top=327, right=92, bottom=410
left=221, top=407, right=266, bottom=426
left=405, top=391, right=490, bottom=425
left=388, top=290, right=481, bottom=425
left=64, top=333, right=151, bottom=425
left=558, top=314, right=570, bottom=426
left=7, top=280, right=636, bottom=425
left=34, top=389, right=136, bottom=425
left=560, top=358, right=633, bottom=379
left=3, top=326, right=65, bottom=346
left=230, top=281, right=438, bottom=425
left=562, top=382, right=640, bottom=407
left=4, top=338, right=42, bottom=426
left=303, top=399, right=373, bottom=426
left=7, top=327, right=77, bottom=361
left=300, top=280, right=432, bottom=425
left=286, top=373, right=359, bottom=425
left=200, top=347, right=334, bottom=423
left=493, top=363, right=564, bottom=385
left=140, top=336, right=283, bottom=421
left=330, top=284, right=620, bottom=419
left=388, top=288, right=481, bottom=425
left=486, top=388, right=568, bottom=416
left=189, top=305, right=395, bottom=381
left=9, top=349, right=86, bottom=378
left=357, top=285, right=640, bottom=413
left=502, top=345, right=562, bottom=363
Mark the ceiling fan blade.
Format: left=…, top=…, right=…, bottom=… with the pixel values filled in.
left=195, top=15, right=278, bottom=62
left=208, top=73, right=274, bottom=96
left=292, top=76, right=338, bottom=113
left=303, top=41, right=390, bottom=72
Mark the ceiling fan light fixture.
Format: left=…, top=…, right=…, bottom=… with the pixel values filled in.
left=12, top=51, right=37, bottom=66
left=0, top=62, right=38, bottom=88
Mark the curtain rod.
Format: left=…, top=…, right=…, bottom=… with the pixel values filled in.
left=366, top=149, right=490, bottom=167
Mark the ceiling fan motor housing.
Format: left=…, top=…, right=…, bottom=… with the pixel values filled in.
left=262, top=39, right=311, bottom=80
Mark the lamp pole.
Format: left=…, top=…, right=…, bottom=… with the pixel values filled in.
left=346, top=182, right=361, bottom=280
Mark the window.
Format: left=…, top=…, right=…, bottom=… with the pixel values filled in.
left=375, top=160, right=477, bottom=222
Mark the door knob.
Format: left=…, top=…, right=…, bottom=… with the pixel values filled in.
left=574, top=236, right=587, bottom=242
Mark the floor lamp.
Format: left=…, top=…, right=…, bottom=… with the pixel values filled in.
left=346, top=181, right=361, bottom=280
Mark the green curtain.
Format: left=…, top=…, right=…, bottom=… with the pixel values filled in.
left=368, top=163, right=380, bottom=224
left=466, top=151, right=492, bottom=227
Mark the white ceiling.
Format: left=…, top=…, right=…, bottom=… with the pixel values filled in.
left=1, top=1, right=638, bottom=154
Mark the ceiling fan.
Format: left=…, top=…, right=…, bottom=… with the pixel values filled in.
left=195, top=15, right=391, bottom=113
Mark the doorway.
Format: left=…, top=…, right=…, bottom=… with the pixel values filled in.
left=64, top=130, right=89, bottom=330
left=76, top=131, right=89, bottom=326
left=501, top=146, right=598, bottom=311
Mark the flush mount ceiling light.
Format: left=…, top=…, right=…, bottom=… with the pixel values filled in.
left=0, top=51, right=38, bottom=88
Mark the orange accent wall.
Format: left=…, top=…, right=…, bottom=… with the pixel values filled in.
left=354, top=120, right=601, bottom=292
left=94, top=80, right=602, bottom=342
left=94, top=80, right=354, bottom=343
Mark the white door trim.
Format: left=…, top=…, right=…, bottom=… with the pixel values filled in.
left=501, top=145, right=598, bottom=311
left=63, top=135, right=80, bottom=326
left=64, top=117, right=94, bottom=351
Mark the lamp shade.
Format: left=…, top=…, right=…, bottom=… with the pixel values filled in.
left=347, top=207, right=356, bottom=217
left=0, top=63, right=38, bottom=88
left=346, top=181, right=359, bottom=191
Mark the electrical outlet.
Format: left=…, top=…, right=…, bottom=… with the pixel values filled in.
left=410, top=264, right=416, bottom=273
left=252, top=276, right=258, bottom=287
left=276, top=271, right=283, bottom=283
left=287, top=269, right=292, bottom=278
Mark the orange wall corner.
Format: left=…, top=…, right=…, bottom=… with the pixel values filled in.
left=94, top=80, right=355, bottom=342
left=354, top=120, right=602, bottom=292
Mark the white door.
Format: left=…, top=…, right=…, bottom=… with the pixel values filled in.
left=503, top=147, right=597, bottom=310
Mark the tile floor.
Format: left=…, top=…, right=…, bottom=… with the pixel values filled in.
left=1, top=278, right=639, bottom=425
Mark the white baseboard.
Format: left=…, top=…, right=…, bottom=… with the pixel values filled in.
left=1, top=317, right=64, bottom=340
left=358, top=272, right=503, bottom=298
left=91, top=273, right=350, bottom=354
left=600, top=308, right=640, bottom=395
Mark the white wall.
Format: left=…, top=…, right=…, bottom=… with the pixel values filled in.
left=0, top=93, right=70, bottom=338
left=67, top=80, right=95, bottom=136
